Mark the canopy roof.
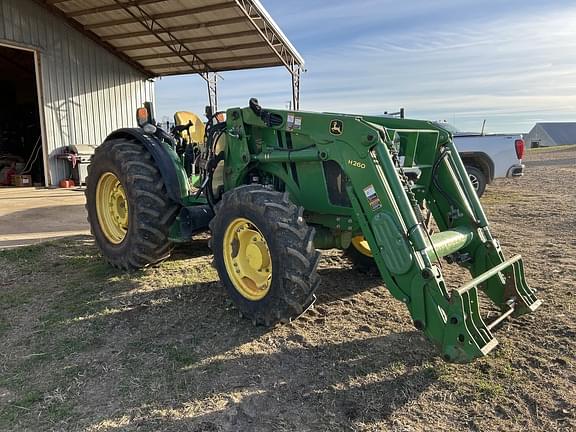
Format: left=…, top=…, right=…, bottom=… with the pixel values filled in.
left=40, top=0, right=304, bottom=78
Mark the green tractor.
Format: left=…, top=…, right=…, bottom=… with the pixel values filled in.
left=85, top=99, right=541, bottom=363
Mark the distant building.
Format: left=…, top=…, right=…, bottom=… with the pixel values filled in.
left=524, top=123, right=576, bottom=148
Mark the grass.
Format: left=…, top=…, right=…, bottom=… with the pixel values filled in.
left=0, top=290, right=35, bottom=308
left=0, top=391, right=43, bottom=423
left=526, top=144, right=576, bottom=153
left=56, top=334, right=106, bottom=358
left=165, top=344, right=199, bottom=367
left=0, top=318, right=9, bottom=337
left=481, top=189, right=530, bottom=205
left=46, top=401, right=74, bottom=422
left=38, top=280, right=112, bottom=327
left=1, top=390, right=74, bottom=424
left=0, top=245, right=47, bottom=263
left=474, top=378, right=505, bottom=398
left=13, top=390, right=43, bottom=408
left=0, top=237, right=223, bottom=431
left=0, top=240, right=141, bottom=429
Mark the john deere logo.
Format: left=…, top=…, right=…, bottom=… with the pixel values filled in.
left=330, top=119, right=343, bottom=135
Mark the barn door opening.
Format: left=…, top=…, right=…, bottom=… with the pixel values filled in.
left=0, top=44, right=44, bottom=187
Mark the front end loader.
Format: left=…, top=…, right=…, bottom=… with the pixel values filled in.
left=85, top=99, right=541, bottom=363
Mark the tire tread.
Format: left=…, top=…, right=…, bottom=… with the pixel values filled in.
left=85, top=138, right=179, bottom=269
left=209, top=185, right=319, bottom=326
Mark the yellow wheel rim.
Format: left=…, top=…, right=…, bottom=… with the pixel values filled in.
left=95, top=172, right=129, bottom=244
left=351, top=235, right=372, bottom=257
left=223, top=217, right=272, bottom=301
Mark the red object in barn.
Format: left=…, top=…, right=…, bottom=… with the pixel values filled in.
left=1, top=166, right=16, bottom=186
left=59, top=179, right=75, bottom=188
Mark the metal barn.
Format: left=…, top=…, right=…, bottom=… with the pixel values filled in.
left=524, top=123, right=576, bottom=148
left=0, top=0, right=303, bottom=187
left=0, top=0, right=154, bottom=186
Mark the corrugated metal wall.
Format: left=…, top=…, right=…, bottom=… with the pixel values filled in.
left=0, top=0, right=155, bottom=185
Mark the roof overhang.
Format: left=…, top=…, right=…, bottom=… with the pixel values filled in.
left=37, top=0, right=304, bottom=79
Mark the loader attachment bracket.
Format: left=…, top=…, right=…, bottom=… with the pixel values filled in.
left=442, top=255, right=541, bottom=363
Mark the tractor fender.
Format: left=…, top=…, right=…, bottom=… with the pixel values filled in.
left=104, top=128, right=190, bottom=204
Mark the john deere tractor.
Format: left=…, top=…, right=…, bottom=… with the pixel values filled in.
left=85, top=99, right=541, bottom=363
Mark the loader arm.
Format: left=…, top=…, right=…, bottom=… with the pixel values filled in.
left=223, top=106, right=541, bottom=363
left=332, top=124, right=540, bottom=362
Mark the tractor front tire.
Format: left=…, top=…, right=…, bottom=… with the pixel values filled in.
left=85, top=138, right=179, bottom=269
left=345, top=236, right=378, bottom=274
left=209, top=185, right=320, bottom=326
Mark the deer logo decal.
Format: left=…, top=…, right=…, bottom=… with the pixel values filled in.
left=330, top=119, right=343, bottom=135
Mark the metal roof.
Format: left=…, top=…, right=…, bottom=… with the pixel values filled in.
left=534, top=123, right=576, bottom=145
left=37, top=0, right=304, bottom=77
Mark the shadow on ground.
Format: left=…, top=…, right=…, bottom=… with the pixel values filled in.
left=89, top=332, right=435, bottom=431
left=0, top=236, right=439, bottom=431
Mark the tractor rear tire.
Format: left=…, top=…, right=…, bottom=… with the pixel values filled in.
left=85, top=138, right=179, bottom=269
left=209, top=185, right=320, bottom=326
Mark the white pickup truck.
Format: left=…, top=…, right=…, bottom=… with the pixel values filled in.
left=435, top=123, right=525, bottom=197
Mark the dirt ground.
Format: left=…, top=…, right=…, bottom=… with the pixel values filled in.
left=0, top=146, right=575, bottom=431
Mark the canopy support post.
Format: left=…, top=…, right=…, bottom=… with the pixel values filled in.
left=291, top=64, right=301, bottom=111
left=206, top=71, right=218, bottom=113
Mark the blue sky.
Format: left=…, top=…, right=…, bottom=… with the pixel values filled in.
left=155, top=0, right=576, bottom=133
